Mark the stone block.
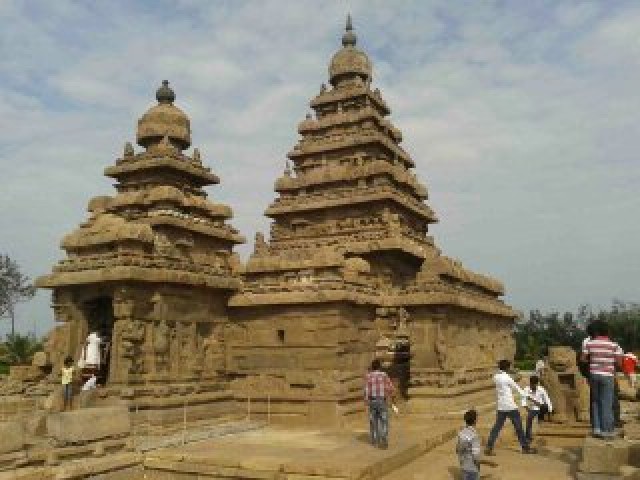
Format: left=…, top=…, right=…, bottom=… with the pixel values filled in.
left=619, top=378, right=638, bottom=401
left=77, top=389, right=97, bottom=408
left=9, top=365, right=41, bottom=382
left=626, top=423, right=640, bottom=440
left=32, top=351, right=48, bottom=367
left=43, top=385, right=64, bottom=413
left=580, top=437, right=640, bottom=474
left=0, top=421, right=25, bottom=454
left=0, top=422, right=24, bottom=453
left=621, top=465, right=640, bottom=480
left=46, top=406, right=131, bottom=444
left=26, top=411, right=47, bottom=436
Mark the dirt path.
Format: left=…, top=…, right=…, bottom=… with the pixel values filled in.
left=382, top=436, right=575, bottom=480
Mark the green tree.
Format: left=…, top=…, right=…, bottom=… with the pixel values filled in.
left=515, top=301, right=640, bottom=361
left=0, top=254, right=36, bottom=336
left=0, top=333, right=42, bottom=365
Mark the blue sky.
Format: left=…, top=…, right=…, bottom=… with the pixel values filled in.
left=1, top=0, right=639, bottom=336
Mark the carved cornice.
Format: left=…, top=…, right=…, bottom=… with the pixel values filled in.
left=310, top=85, right=390, bottom=115
left=37, top=264, right=241, bottom=291
left=105, top=154, right=219, bottom=186
left=288, top=129, right=414, bottom=168
left=266, top=186, right=437, bottom=222
left=275, top=159, right=427, bottom=199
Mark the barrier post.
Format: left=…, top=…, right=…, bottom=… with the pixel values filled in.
left=182, top=400, right=187, bottom=445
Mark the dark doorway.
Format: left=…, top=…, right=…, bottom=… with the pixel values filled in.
left=84, top=297, right=114, bottom=384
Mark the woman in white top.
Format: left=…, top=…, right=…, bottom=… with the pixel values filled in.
left=522, top=374, right=553, bottom=442
left=79, top=332, right=101, bottom=367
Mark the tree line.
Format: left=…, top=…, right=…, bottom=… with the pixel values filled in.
left=514, top=300, right=640, bottom=361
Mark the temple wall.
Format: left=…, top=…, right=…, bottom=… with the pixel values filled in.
left=46, top=283, right=232, bottom=385
left=227, top=302, right=376, bottom=374
left=406, top=305, right=515, bottom=414
left=407, top=305, right=515, bottom=371
left=225, top=302, right=376, bottom=425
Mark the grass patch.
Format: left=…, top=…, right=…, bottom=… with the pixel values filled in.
left=514, top=359, right=536, bottom=371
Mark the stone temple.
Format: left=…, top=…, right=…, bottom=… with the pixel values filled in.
left=225, top=15, right=516, bottom=422
left=34, top=78, right=244, bottom=424
left=9, top=16, right=515, bottom=436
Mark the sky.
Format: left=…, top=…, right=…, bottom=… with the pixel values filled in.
left=1, top=0, right=639, bottom=337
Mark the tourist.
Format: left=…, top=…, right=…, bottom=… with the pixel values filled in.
left=456, top=409, right=481, bottom=480
left=364, top=358, right=395, bottom=449
left=61, top=356, right=75, bottom=410
left=579, top=323, right=596, bottom=379
left=580, top=322, right=597, bottom=426
left=485, top=359, right=536, bottom=455
left=81, top=373, right=98, bottom=391
left=614, top=375, right=622, bottom=428
left=522, top=375, right=552, bottom=442
left=581, top=321, right=623, bottom=438
left=622, top=352, right=638, bottom=388
left=79, top=331, right=102, bottom=369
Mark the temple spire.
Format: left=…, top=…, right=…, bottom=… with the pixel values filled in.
left=342, top=14, right=356, bottom=47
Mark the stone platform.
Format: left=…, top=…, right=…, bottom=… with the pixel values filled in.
left=143, top=416, right=457, bottom=479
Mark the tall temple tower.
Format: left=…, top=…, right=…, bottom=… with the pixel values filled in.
left=37, top=82, right=243, bottom=420
left=228, top=17, right=516, bottom=423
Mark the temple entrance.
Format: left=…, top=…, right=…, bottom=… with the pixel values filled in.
left=83, top=297, right=114, bottom=384
left=388, top=340, right=411, bottom=400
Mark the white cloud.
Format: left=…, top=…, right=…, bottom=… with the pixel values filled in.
left=1, top=0, right=639, bottom=336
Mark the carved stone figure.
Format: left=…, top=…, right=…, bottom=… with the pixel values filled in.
left=435, top=321, right=449, bottom=371
left=153, top=319, right=170, bottom=374
left=540, top=346, right=590, bottom=423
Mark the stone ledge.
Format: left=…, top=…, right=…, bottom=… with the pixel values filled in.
left=47, top=407, right=131, bottom=444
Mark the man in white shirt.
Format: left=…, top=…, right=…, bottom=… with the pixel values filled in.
left=485, top=359, right=536, bottom=455
left=522, top=375, right=552, bottom=442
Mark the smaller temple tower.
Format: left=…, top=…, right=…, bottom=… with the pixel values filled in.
left=37, top=81, right=244, bottom=401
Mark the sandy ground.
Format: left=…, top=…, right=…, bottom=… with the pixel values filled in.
left=382, top=436, right=576, bottom=480
left=383, top=410, right=586, bottom=480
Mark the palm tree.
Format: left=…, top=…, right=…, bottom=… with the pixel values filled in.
left=0, top=333, right=42, bottom=365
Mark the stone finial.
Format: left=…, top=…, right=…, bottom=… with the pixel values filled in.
left=342, top=14, right=356, bottom=47
left=156, top=80, right=175, bottom=104
left=320, top=83, right=327, bottom=93
left=329, top=14, right=371, bottom=86
left=284, top=160, right=292, bottom=177
left=193, top=148, right=201, bottom=163
left=124, top=142, right=134, bottom=157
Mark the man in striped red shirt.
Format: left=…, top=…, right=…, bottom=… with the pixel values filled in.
left=581, top=321, right=623, bottom=438
left=364, top=359, right=395, bottom=449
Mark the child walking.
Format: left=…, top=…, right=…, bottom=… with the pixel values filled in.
left=522, top=375, right=553, bottom=442
left=61, top=356, right=75, bottom=410
left=456, top=409, right=481, bottom=480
